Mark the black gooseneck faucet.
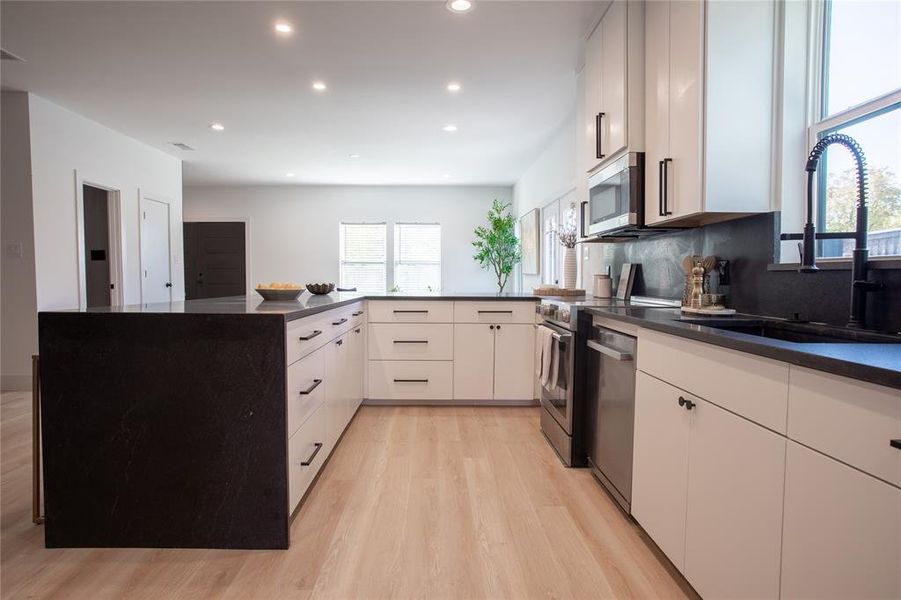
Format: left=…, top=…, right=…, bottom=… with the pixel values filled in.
left=781, top=133, right=883, bottom=329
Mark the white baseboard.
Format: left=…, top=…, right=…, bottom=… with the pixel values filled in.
left=362, top=398, right=539, bottom=407
left=1, top=374, right=32, bottom=392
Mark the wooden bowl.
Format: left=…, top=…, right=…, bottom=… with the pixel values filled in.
left=305, top=283, right=335, bottom=295
left=254, top=287, right=303, bottom=301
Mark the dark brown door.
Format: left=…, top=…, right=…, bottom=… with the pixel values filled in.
left=83, top=184, right=112, bottom=307
left=184, top=222, right=246, bottom=300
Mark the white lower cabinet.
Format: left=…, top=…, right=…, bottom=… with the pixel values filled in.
left=633, top=371, right=785, bottom=598
left=287, top=402, right=328, bottom=514
left=684, top=391, right=786, bottom=599
left=452, top=324, right=495, bottom=400
left=493, top=324, right=535, bottom=400
left=286, top=305, right=365, bottom=517
left=632, top=372, right=691, bottom=568
left=452, top=323, right=534, bottom=402
left=780, top=442, right=901, bottom=600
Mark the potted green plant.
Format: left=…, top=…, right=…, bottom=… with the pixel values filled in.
left=472, top=200, right=522, bottom=293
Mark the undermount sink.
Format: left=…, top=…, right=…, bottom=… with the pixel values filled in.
left=679, top=317, right=901, bottom=344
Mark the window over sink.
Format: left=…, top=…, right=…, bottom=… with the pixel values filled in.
left=809, top=0, right=900, bottom=258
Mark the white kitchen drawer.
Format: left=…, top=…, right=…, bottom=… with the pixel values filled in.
left=368, top=360, right=453, bottom=400
left=367, top=300, right=453, bottom=323
left=638, top=329, right=790, bottom=433
left=287, top=345, right=326, bottom=437
left=368, top=323, right=453, bottom=361
left=286, top=313, right=333, bottom=365
left=788, top=367, right=901, bottom=486
left=288, top=403, right=328, bottom=514
left=326, top=301, right=365, bottom=337
left=453, top=301, right=536, bottom=324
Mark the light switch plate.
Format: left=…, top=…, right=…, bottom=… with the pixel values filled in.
left=5, top=242, right=23, bottom=259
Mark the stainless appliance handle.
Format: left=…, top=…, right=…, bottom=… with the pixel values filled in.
left=587, top=339, right=633, bottom=361
left=535, top=324, right=571, bottom=343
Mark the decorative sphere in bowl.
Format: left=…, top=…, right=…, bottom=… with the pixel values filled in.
left=305, top=282, right=335, bottom=295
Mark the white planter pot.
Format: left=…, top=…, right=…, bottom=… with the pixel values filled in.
left=563, top=247, right=577, bottom=289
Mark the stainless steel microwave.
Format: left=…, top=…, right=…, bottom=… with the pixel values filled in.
left=583, top=152, right=645, bottom=238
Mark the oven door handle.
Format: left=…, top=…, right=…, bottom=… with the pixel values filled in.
left=587, top=339, right=633, bottom=361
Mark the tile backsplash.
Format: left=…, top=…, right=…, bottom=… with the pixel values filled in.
left=580, top=212, right=901, bottom=332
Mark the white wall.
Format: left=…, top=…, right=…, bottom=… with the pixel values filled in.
left=183, top=185, right=511, bottom=293
left=28, top=94, right=184, bottom=310
left=512, top=112, right=579, bottom=292
left=1, top=93, right=183, bottom=389
left=1, top=92, right=38, bottom=390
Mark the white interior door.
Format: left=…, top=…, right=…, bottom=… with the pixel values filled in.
left=140, top=198, right=172, bottom=304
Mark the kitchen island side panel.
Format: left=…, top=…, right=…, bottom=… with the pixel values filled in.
left=37, top=312, right=289, bottom=549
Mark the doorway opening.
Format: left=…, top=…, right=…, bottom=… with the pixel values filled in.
left=81, top=184, right=121, bottom=308
left=183, top=222, right=247, bottom=300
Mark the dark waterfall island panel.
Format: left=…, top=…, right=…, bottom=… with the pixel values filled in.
left=38, top=312, right=289, bottom=549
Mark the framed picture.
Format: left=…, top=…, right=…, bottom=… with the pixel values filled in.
left=519, top=209, right=540, bottom=275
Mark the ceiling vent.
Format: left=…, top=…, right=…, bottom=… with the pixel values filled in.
left=0, top=48, right=25, bottom=62
left=170, top=142, right=195, bottom=151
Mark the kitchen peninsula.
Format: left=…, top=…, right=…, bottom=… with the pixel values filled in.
left=37, top=292, right=538, bottom=549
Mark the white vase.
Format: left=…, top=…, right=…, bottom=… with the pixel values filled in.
left=563, top=247, right=577, bottom=289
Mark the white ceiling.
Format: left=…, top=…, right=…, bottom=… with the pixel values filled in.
left=1, top=1, right=601, bottom=186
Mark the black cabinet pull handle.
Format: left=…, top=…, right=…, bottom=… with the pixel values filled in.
left=299, top=330, right=322, bottom=341
left=352, top=311, right=364, bottom=316
left=490, top=325, right=495, bottom=330
left=891, top=439, right=901, bottom=450
left=332, top=317, right=348, bottom=326
left=299, top=379, right=322, bottom=395
left=336, top=339, right=343, bottom=346
left=678, top=396, right=695, bottom=410
left=165, top=282, right=172, bottom=288
left=478, top=310, right=513, bottom=314
left=393, top=340, right=428, bottom=344
left=658, top=160, right=665, bottom=217
left=662, top=157, right=673, bottom=216
left=394, top=379, right=429, bottom=383
left=393, top=310, right=428, bottom=314
left=300, top=442, right=323, bottom=466
left=354, top=328, right=361, bottom=333
left=595, top=112, right=606, bottom=159
left=496, top=325, right=501, bottom=330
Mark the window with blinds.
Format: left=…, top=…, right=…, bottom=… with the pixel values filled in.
left=394, top=223, right=441, bottom=293
left=339, top=223, right=386, bottom=292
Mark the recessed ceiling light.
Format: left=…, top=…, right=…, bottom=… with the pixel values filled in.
left=209, top=122, right=225, bottom=131
left=443, top=173, right=452, bottom=178
left=447, top=82, right=462, bottom=93
left=285, top=172, right=295, bottom=177
left=349, top=154, right=361, bottom=159
left=274, top=21, right=293, bottom=34
left=312, top=81, right=327, bottom=91
left=442, top=124, right=458, bottom=132
left=446, top=0, right=474, bottom=13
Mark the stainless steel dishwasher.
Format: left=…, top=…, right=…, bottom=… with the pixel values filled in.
left=586, top=322, right=637, bottom=514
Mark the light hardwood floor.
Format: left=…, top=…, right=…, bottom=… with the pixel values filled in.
left=1, top=391, right=693, bottom=599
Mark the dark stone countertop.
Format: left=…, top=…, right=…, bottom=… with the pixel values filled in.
left=42, top=291, right=540, bottom=322
left=585, top=306, right=901, bottom=390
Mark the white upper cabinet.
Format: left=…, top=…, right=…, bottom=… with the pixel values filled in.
left=644, top=0, right=775, bottom=227
left=583, top=0, right=644, bottom=174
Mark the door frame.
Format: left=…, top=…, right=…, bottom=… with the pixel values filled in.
left=138, top=190, right=174, bottom=304
left=74, top=171, right=124, bottom=308
left=182, top=216, right=253, bottom=295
